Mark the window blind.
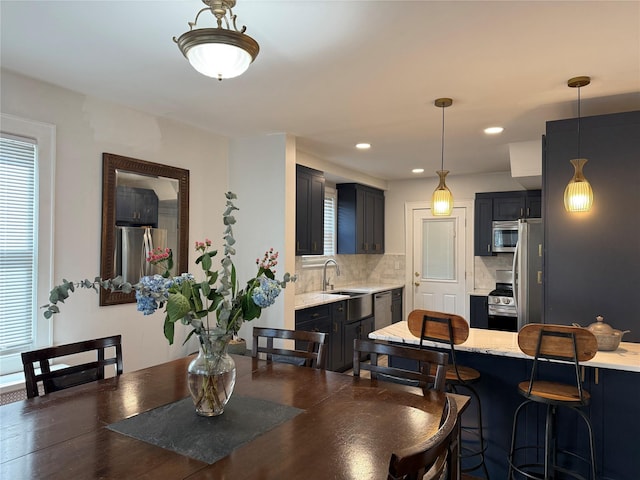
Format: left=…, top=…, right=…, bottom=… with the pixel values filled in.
left=0, top=134, right=38, bottom=353
left=323, top=190, right=336, bottom=256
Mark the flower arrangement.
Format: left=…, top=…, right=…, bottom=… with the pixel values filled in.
left=42, top=192, right=296, bottom=346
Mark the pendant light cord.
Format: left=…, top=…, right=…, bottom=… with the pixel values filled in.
left=577, top=86, right=581, bottom=158
left=440, top=105, right=445, bottom=171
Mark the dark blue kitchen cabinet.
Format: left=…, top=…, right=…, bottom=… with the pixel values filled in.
left=469, top=295, right=488, bottom=329
left=296, top=164, right=325, bottom=255
left=492, top=190, right=542, bottom=221
left=337, top=183, right=385, bottom=254
left=474, top=196, right=494, bottom=256
left=115, top=185, right=158, bottom=227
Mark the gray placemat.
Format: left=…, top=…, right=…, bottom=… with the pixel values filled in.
left=107, top=395, right=303, bottom=464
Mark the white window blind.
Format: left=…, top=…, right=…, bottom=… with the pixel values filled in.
left=0, top=134, right=38, bottom=353
left=323, top=188, right=336, bottom=256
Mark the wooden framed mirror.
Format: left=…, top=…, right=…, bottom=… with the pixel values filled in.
left=100, top=153, right=189, bottom=306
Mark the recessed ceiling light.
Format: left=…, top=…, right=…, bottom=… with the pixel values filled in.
left=484, top=126, right=504, bottom=135
left=355, top=143, right=371, bottom=150
left=412, top=168, right=424, bottom=174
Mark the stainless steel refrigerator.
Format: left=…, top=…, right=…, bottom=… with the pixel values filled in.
left=513, top=218, right=543, bottom=330
left=114, top=226, right=167, bottom=282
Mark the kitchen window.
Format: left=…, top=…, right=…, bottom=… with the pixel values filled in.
left=301, top=187, right=337, bottom=267
left=0, top=114, right=55, bottom=377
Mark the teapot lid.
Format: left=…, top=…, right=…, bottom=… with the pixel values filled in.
left=586, top=315, right=615, bottom=334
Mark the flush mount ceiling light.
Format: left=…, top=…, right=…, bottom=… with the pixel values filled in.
left=564, top=76, right=594, bottom=213
left=355, top=143, right=371, bottom=150
left=412, top=168, right=425, bottom=174
left=432, top=98, right=454, bottom=216
left=484, top=126, right=504, bottom=135
left=174, top=0, right=259, bottom=80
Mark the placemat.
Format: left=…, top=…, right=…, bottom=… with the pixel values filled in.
left=107, top=395, right=303, bottom=464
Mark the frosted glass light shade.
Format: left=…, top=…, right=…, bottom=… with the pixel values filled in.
left=432, top=170, right=454, bottom=216
left=187, top=43, right=252, bottom=79
left=175, top=27, right=259, bottom=80
left=564, top=158, right=593, bottom=212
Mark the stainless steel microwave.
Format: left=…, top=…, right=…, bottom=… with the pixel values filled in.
left=492, top=220, right=518, bottom=252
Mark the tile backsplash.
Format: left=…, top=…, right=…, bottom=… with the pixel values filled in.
left=294, top=254, right=406, bottom=294
left=474, top=253, right=514, bottom=290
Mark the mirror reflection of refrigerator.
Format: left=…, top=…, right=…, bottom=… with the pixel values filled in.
left=114, top=226, right=167, bottom=282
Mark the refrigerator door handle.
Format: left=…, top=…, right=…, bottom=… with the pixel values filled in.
left=512, top=239, right=519, bottom=312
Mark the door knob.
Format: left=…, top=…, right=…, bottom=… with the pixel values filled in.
left=414, top=272, right=420, bottom=277
left=414, top=282, right=420, bottom=287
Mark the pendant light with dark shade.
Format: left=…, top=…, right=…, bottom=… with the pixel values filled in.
left=432, top=98, right=454, bottom=216
left=564, top=76, right=594, bottom=212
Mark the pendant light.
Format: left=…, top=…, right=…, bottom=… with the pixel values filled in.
left=564, top=76, right=594, bottom=212
left=432, top=98, right=454, bottom=216
left=174, top=0, right=259, bottom=81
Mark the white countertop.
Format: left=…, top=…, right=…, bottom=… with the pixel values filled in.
left=369, top=321, right=640, bottom=373
left=295, top=283, right=404, bottom=310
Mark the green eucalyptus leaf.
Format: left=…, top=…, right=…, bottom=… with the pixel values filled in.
left=43, top=310, right=52, bottom=319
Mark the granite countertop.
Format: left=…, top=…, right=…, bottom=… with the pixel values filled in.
left=295, top=283, right=404, bottom=310
left=369, top=321, right=640, bottom=373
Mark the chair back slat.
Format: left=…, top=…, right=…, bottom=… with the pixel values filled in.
left=388, top=394, right=458, bottom=480
left=408, top=310, right=469, bottom=345
left=518, top=324, right=597, bottom=362
left=21, top=335, right=123, bottom=398
left=353, top=339, right=449, bottom=394
left=252, top=327, right=328, bottom=369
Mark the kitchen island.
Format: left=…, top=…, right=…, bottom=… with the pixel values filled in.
left=370, top=322, right=640, bottom=479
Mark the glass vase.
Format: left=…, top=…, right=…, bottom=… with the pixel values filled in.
left=187, top=331, right=237, bottom=416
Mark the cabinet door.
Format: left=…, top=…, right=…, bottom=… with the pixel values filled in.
left=330, top=301, right=346, bottom=371
left=469, top=295, right=488, bottom=329
left=474, top=197, right=494, bottom=256
left=493, top=194, right=525, bottom=220
left=342, top=321, right=360, bottom=370
left=370, top=190, right=385, bottom=253
left=138, top=189, right=159, bottom=226
left=296, top=165, right=325, bottom=255
left=391, top=288, right=403, bottom=324
left=525, top=191, right=542, bottom=218
left=116, top=186, right=137, bottom=225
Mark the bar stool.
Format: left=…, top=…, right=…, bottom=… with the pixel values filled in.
left=508, top=324, right=598, bottom=480
left=408, top=309, right=490, bottom=479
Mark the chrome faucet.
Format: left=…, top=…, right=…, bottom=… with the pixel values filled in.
left=322, top=259, right=340, bottom=291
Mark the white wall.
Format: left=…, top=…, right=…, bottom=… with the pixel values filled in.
left=385, top=172, right=526, bottom=254
left=228, top=134, right=297, bottom=348
left=0, top=69, right=229, bottom=372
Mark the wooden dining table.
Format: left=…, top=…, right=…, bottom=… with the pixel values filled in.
left=0, top=354, right=468, bottom=479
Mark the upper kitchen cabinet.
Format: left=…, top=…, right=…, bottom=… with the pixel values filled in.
left=492, top=190, right=542, bottom=220
left=115, top=185, right=159, bottom=227
left=337, top=183, right=385, bottom=254
left=296, top=165, right=325, bottom=255
left=474, top=190, right=542, bottom=256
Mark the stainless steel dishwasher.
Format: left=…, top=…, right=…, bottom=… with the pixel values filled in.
left=374, top=291, right=392, bottom=330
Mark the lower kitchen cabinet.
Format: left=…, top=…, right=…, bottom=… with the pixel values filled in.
left=342, top=316, right=374, bottom=371
left=295, top=302, right=342, bottom=371
left=391, top=288, right=403, bottom=323
left=469, top=295, right=488, bottom=329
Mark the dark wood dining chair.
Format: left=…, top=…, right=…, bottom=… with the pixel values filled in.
left=407, top=309, right=490, bottom=478
left=21, top=335, right=123, bottom=398
left=352, top=339, right=449, bottom=394
left=252, top=327, right=328, bottom=369
left=388, top=393, right=458, bottom=480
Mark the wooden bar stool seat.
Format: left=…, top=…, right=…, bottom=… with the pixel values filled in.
left=408, top=309, right=490, bottom=479
left=508, top=324, right=598, bottom=480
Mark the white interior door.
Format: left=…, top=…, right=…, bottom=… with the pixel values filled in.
left=412, top=207, right=467, bottom=316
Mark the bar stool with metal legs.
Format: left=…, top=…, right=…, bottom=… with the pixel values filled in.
left=508, top=323, right=598, bottom=480
left=408, top=309, right=491, bottom=479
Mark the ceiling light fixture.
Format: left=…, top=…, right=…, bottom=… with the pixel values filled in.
left=484, top=126, right=504, bottom=135
left=174, top=0, right=259, bottom=81
left=356, top=143, right=371, bottom=150
left=564, top=76, right=594, bottom=212
left=432, top=98, right=454, bottom=216
left=412, top=168, right=425, bottom=174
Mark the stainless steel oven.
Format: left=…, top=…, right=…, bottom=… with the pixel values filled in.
left=487, top=270, right=517, bottom=332
left=492, top=220, right=518, bottom=253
